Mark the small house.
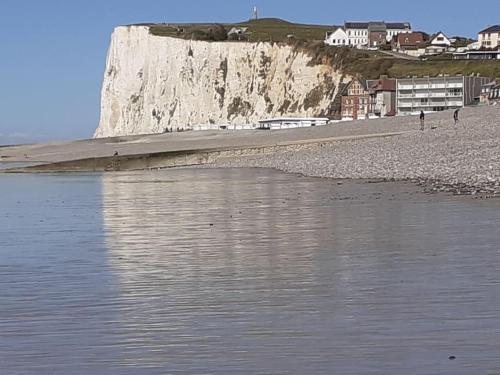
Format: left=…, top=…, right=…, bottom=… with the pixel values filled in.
left=227, top=27, right=249, bottom=40
left=369, top=77, right=397, bottom=117
left=325, top=27, right=349, bottom=46
left=478, top=25, right=500, bottom=49
left=425, top=32, right=452, bottom=55
left=392, top=32, right=428, bottom=56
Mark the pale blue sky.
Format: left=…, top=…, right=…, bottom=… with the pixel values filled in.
left=0, top=0, right=498, bottom=144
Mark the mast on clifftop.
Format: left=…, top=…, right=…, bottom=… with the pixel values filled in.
left=252, top=6, right=258, bottom=20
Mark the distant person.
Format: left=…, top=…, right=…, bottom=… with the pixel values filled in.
left=453, top=109, right=460, bottom=126
left=419, top=111, right=425, bottom=131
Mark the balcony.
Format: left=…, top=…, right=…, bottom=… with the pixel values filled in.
left=397, top=102, right=413, bottom=108
left=429, top=92, right=447, bottom=98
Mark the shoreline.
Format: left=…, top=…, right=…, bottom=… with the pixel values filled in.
left=194, top=165, right=500, bottom=201
left=1, top=105, right=499, bottom=198
left=204, top=106, right=500, bottom=198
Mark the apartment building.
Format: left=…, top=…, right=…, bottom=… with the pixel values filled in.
left=396, top=76, right=490, bottom=115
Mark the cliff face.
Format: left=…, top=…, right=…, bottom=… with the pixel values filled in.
left=95, top=26, right=351, bottom=138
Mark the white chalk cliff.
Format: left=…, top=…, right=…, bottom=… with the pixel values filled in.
left=95, top=26, right=350, bottom=138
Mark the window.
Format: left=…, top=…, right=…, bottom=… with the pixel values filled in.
left=448, top=88, right=462, bottom=96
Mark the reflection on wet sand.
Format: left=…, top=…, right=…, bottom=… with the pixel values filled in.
left=99, top=168, right=500, bottom=374
left=2, top=169, right=500, bottom=374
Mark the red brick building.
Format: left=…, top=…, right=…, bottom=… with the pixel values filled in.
left=341, top=79, right=373, bottom=120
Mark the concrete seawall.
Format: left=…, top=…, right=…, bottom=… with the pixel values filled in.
left=1, top=132, right=406, bottom=173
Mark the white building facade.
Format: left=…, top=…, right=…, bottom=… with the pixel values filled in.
left=325, top=22, right=411, bottom=48
left=430, top=32, right=452, bottom=47
left=345, top=22, right=369, bottom=47
left=345, top=22, right=411, bottom=47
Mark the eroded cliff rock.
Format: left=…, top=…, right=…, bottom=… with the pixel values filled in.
left=95, top=26, right=351, bottom=138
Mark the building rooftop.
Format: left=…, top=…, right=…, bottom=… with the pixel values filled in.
left=374, top=79, right=397, bottom=92
left=386, top=22, right=411, bottom=29
left=368, top=22, right=387, bottom=32
left=479, top=25, right=500, bottom=34
left=395, top=32, right=426, bottom=46
left=344, top=21, right=411, bottom=30
left=345, top=22, right=370, bottom=29
left=325, top=26, right=345, bottom=36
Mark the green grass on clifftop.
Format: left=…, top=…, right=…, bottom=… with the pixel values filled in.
left=294, top=41, right=500, bottom=79
left=146, top=18, right=500, bottom=80
left=149, top=18, right=332, bottom=42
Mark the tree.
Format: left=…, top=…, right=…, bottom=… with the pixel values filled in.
left=209, top=24, right=228, bottom=41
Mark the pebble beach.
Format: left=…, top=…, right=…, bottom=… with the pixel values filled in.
left=213, top=105, right=500, bottom=197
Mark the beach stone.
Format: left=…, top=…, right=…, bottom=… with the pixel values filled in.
left=212, top=106, right=500, bottom=198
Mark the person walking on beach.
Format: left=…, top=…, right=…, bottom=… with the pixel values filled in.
left=453, top=109, right=460, bottom=126
left=419, top=111, right=425, bottom=131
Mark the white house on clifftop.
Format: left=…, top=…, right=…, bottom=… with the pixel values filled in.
left=479, top=25, right=500, bottom=49
left=324, top=26, right=349, bottom=46
left=325, top=21, right=411, bottom=48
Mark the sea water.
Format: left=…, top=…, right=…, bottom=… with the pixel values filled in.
left=1, top=168, right=500, bottom=375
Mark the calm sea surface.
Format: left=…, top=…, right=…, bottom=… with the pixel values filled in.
left=1, top=168, right=500, bottom=375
